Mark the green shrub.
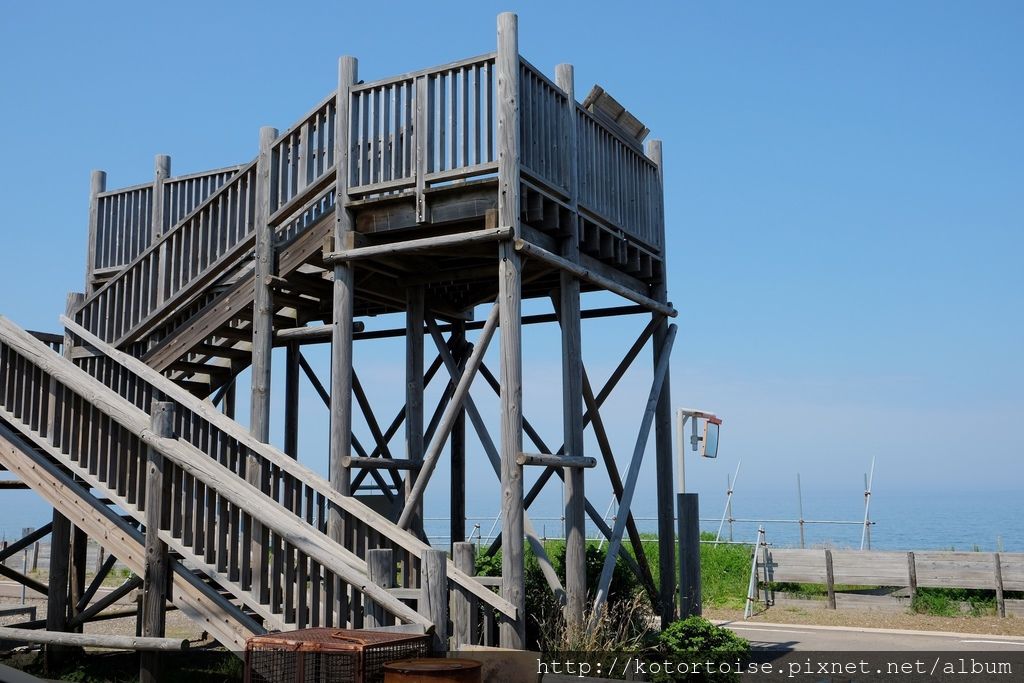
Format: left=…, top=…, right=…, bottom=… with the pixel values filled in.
left=653, top=617, right=749, bottom=682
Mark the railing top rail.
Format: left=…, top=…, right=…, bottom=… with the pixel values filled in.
left=352, top=52, right=497, bottom=93
left=518, top=55, right=567, bottom=99
left=60, top=314, right=518, bottom=621
left=164, top=164, right=246, bottom=183
left=272, top=88, right=338, bottom=142
left=96, top=182, right=152, bottom=198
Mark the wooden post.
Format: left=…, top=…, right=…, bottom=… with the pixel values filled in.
left=450, top=323, right=467, bottom=547
left=366, top=549, right=394, bottom=628
left=824, top=549, right=836, bottom=610
left=330, top=55, right=358, bottom=511
left=994, top=553, right=1006, bottom=618
left=677, top=493, right=701, bottom=618
left=85, top=170, right=106, bottom=294
left=44, top=511, right=72, bottom=670
left=284, top=341, right=300, bottom=460
left=452, top=542, right=477, bottom=648
left=420, top=549, right=448, bottom=652
left=140, top=401, right=174, bottom=683
left=248, top=124, right=278, bottom=605
left=497, top=10, right=525, bottom=650
left=151, top=155, right=170, bottom=242
left=69, top=527, right=87, bottom=632
left=405, top=285, right=425, bottom=535
left=907, top=551, right=917, bottom=603
left=647, top=138, right=676, bottom=627
left=555, top=62, right=586, bottom=629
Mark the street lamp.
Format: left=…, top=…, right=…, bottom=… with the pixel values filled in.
left=674, top=407, right=722, bottom=619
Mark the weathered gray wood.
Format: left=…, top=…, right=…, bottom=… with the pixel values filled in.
left=995, top=553, right=1005, bottom=618
left=366, top=549, right=395, bottom=628
left=284, top=341, right=299, bottom=459
left=248, top=125, right=278, bottom=607
left=324, top=227, right=511, bottom=262
left=342, top=456, right=422, bottom=470
left=0, top=626, right=187, bottom=652
left=405, top=285, right=425, bottom=535
left=452, top=542, right=477, bottom=648
left=496, top=11, right=524, bottom=649
left=907, top=552, right=918, bottom=602
left=645, top=138, right=677, bottom=627
left=69, top=526, right=87, bottom=632
left=85, top=170, right=107, bottom=294
left=398, top=305, right=499, bottom=529
left=825, top=549, right=837, bottom=610
left=516, top=453, right=595, bottom=468
left=140, top=401, right=174, bottom=683
left=330, top=55, right=358, bottom=529
left=515, top=239, right=676, bottom=317
left=555, top=61, right=587, bottom=630
left=450, top=324, right=467, bottom=546
left=677, top=493, right=701, bottom=618
left=420, top=549, right=448, bottom=652
left=592, top=323, right=677, bottom=619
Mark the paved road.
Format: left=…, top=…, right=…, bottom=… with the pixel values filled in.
left=718, top=620, right=1024, bottom=651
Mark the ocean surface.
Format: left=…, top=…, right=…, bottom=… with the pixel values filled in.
left=2, top=486, right=1020, bottom=553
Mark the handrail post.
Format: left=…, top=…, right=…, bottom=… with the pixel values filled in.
left=496, top=9, right=525, bottom=650
left=140, top=401, right=174, bottom=683
left=85, top=170, right=107, bottom=296
left=152, top=155, right=171, bottom=308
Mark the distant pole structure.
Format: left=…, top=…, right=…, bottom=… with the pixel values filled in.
left=797, top=473, right=806, bottom=549
left=860, top=457, right=875, bottom=551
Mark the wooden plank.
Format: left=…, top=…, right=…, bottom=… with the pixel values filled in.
left=0, top=626, right=187, bottom=652
left=366, top=549, right=394, bottom=628
left=142, top=402, right=173, bottom=646
left=323, top=227, right=511, bottom=262
left=515, top=453, right=595, bottom=468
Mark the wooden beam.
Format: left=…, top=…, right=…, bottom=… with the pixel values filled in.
left=450, top=324, right=467, bottom=547
left=366, top=549, right=394, bottom=628
left=516, top=453, right=595, bottom=468
left=420, top=550, right=448, bottom=652
left=0, top=524, right=51, bottom=563
left=85, top=170, right=107, bottom=294
left=0, top=626, right=188, bottom=652
left=592, top=324, right=677, bottom=619
left=515, top=239, right=676, bottom=318
left=451, top=542, right=477, bottom=648
left=341, top=457, right=422, bottom=471
left=324, top=227, right=511, bottom=263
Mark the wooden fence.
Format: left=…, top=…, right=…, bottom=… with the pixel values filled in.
left=759, top=548, right=1024, bottom=616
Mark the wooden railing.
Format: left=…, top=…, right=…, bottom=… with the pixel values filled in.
left=0, top=316, right=432, bottom=633
left=348, top=54, right=498, bottom=200
left=163, top=167, right=241, bottom=231
left=519, top=58, right=570, bottom=195
left=93, top=183, right=153, bottom=273
left=63, top=316, right=517, bottom=634
left=92, top=167, right=241, bottom=276
left=576, top=105, right=663, bottom=250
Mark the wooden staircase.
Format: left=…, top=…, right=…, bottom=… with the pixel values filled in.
left=0, top=316, right=514, bottom=644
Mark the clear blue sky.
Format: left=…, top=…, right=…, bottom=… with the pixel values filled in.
left=1, top=2, right=1021, bottom=537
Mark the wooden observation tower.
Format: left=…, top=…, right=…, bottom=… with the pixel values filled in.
left=0, top=12, right=677, bottom=656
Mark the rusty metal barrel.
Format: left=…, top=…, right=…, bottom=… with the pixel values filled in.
left=383, top=658, right=482, bottom=683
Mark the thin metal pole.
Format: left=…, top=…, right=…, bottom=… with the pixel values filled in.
left=715, top=460, right=741, bottom=542
left=860, top=457, right=875, bottom=551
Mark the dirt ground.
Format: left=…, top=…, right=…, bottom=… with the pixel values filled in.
left=705, top=605, right=1024, bottom=637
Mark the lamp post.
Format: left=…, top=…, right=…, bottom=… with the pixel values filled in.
left=675, top=408, right=721, bottom=618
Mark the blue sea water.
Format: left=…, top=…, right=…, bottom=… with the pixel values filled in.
left=2, top=484, right=1020, bottom=553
